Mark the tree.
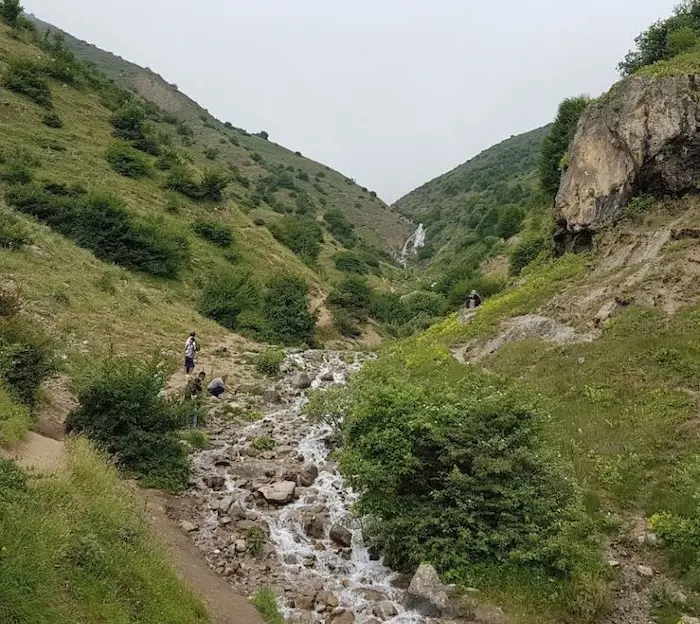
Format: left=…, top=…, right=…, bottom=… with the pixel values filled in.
left=0, top=0, right=22, bottom=26
left=263, top=276, right=316, bottom=346
left=538, top=96, right=589, bottom=200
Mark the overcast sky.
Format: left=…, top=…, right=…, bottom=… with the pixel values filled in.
left=23, top=0, right=677, bottom=202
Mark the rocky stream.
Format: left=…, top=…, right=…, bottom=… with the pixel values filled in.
left=172, top=350, right=505, bottom=624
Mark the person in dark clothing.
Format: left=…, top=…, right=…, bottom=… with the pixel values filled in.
left=467, top=290, right=482, bottom=309
left=207, top=374, right=229, bottom=399
left=184, top=371, right=206, bottom=401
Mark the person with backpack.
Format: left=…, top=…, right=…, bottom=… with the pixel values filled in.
left=184, top=331, right=198, bottom=375
left=467, top=290, right=482, bottom=309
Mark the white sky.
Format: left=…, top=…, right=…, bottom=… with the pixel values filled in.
left=22, top=0, right=678, bottom=202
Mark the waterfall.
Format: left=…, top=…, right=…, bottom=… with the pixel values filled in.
left=400, top=224, right=426, bottom=267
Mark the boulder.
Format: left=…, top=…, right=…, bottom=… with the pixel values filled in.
left=316, top=590, right=339, bottom=608
left=299, top=463, right=319, bottom=487
left=555, top=73, right=700, bottom=251
left=320, top=370, right=335, bottom=382
left=329, top=523, right=352, bottom=548
left=373, top=601, right=398, bottom=619
left=402, top=563, right=450, bottom=617
left=637, top=564, right=654, bottom=578
left=331, top=611, right=355, bottom=624
left=258, top=481, right=296, bottom=504
left=473, top=603, right=508, bottom=624
left=291, top=372, right=312, bottom=390
left=303, top=514, right=327, bottom=539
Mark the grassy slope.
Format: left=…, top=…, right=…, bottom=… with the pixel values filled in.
left=393, top=126, right=550, bottom=268
left=0, top=438, right=209, bottom=623
left=0, top=22, right=400, bottom=360
left=27, top=14, right=412, bottom=255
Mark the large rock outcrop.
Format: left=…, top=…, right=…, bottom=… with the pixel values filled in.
left=555, top=73, right=700, bottom=251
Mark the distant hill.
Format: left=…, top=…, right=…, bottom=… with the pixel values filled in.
left=393, top=126, right=550, bottom=270
left=27, top=14, right=412, bottom=255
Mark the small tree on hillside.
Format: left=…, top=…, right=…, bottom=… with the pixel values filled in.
left=538, top=96, right=589, bottom=200
left=263, top=276, right=316, bottom=346
left=0, top=0, right=22, bottom=26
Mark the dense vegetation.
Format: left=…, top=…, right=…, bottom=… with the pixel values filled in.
left=619, top=0, right=700, bottom=75
left=66, top=359, right=197, bottom=491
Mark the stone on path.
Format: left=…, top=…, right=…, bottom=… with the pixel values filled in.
left=331, top=611, right=355, bottom=624
left=180, top=520, right=199, bottom=533
left=258, top=481, right=296, bottom=504
left=299, top=462, right=319, bottom=487
left=329, top=523, right=352, bottom=548
left=637, top=564, right=654, bottom=578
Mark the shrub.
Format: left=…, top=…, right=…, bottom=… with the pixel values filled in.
left=333, top=308, right=362, bottom=338
left=66, top=359, right=195, bottom=491
left=251, top=152, right=263, bottom=163
left=251, top=436, right=275, bottom=451
left=334, top=250, right=368, bottom=274
left=370, top=291, right=410, bottom=325
left=270, top=216, right=323, bottom=263
left=0, top=316, right=55, bottom=406
left=110, top=104, right=147, bottom=142
left=191, top=218, right=233, bottom=247
left=200, top=168, right=230, bottom=201
left=509, top=234, right=547, bottom=275
left=296, top=170, right=309, bottom=182
left=263, top=276, right=316, bottom=346
left=401, top=290, right=448, bottom=317
left=166, top=166, right=229, bottom=201
left=253, top=217, right=266, bottom=226
left=0, top=0, right=22, bottom=26
left=203, top=146, right=219, bottom=160
left=255, top=349, right=285, bottom=376
left=6, top=182, right=189, bottom=278
left=3, top=58, right=52, bottom=107
left=340, top=363, right=594, bottom=580
left=324, top=209, right=356, bottom=246
left=198, top=270, right=260, bottom=331
left=42, top=112, right=63, bottom=128
left=328, top=276, right=374, bottom=322
left=105, top=141, right=152, bottom=178
left=156, top=150, right=180, bottom=170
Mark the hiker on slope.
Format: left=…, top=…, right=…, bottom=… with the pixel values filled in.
left=184, top=331, right=198, bottom=375
left=207, top=374, right=230, bottom=399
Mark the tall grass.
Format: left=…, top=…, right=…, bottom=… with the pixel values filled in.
left=0, top=438, right=209, bottom=623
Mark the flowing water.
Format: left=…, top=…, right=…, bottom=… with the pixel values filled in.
left=400, top=224, right=426, bottom=267
left=188, top=351, right=429, bottom=623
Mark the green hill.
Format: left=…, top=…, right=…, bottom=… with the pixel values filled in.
left=393, top=126, right=550, bottom=269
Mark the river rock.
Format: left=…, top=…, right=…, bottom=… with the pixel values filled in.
left=258, top=481, right=296, bottom=504
left=373, top=601, right=398, bottom=619
left=294, top=592, right=317, bottom=610
left=216, top=496, right=234, bottom=515
left=320, top=370, right=335, bottom=382
left=316, top=590, right=339, bottom=608
left=303, top=514, right=326, bottom=539
left=204, top=475, right=226, bottom=491
left=331, top=611, right=355, bottom=624
left=299, top=463, right=319, bottom=487
left=291, top=372, right=312, bottom=389
left=234, top=539, right=247, bottom=553
left=402, top=563, right=450, bottom=617
left=330, top=523, right=352, bottom=548
left=262, top=389, right=282, bottom=404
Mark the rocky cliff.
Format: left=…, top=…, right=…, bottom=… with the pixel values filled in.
left=555, top=73, right=700, bottom=251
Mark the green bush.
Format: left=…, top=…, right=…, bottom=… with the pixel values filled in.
left=198, top=270, right=260, bottom=331
left=166, top=166, right=229, bottom=201
left=251, top=436, right=275, bottom=451
left=0, top=316, right=55, bottom=407
left=0, top=0, right=22, bottom=26
left=270, top=216, right=323, bottom=263
left=65, top=359, right=195, bottom=491
left=0, top=212, right=29, bottom=249
left=333, top=308, right=362, bottom=338
left=191, top=218, right=233, bottom=247
left=255, top=349, right=285, bottom=376
left=3, top=58, right=52, bottom=108
left=401, top=290, right=448, bottom=317
left=156, top=150, right=181, bottom=170
left=203, top=146, right=219, bottom=160
left=42, top=112, right=63, bottom=128
left=509, top=234, right=547, bottom=275
left=6, top=182, right=189, bottom=278
left=340, top=362, right=594, bottom=581
left=252, top=588, right=284, bottom=624
left=328, top=276, right=374, bottom=322
left=324, top=209, right=356, bottom=246
left=105, top=141, right=152, bottom=178
left=110, top=104, right=147, bottom=142
left=263, top=275, right=316, bottom=346
left=334, top=250, right=368, bottom=274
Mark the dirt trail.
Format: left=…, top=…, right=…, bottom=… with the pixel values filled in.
left=2, top=363, right=265, bottom=624
left=144, top=490, right=265, bottom=624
